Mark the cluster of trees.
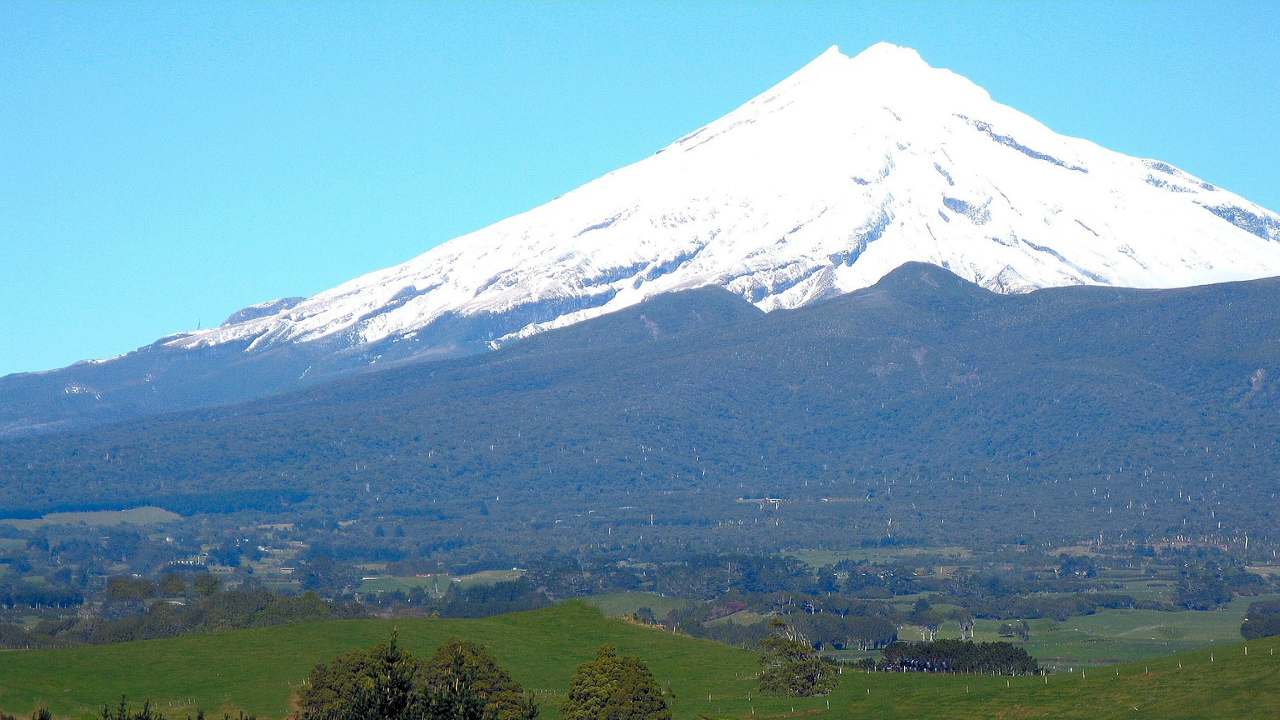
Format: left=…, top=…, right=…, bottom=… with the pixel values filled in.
left=950, top=592, right=1138, bottom=621
left=1176, top=563, right=1264, bottom=611
left=997, top=620, right=1031, bottom=642
left=937, top=571, right=1145, bottom=620
left=357, top=578, right=550, bottom=619
left=296, top=636, right=539, bottom=720
left=438, top=579, right=550, bottom=619
left=0, top=579, right=360, bottom=649
left=654, top=592, right=898, bottom=652
left=876, top=639, right=1039, bottom=675
left=797, top=612, right=899, bottom=651
left=758, top=620, right=839, bottom=697
left=295, top=637, right=671, bottom=720
left=0, top=577, right=83, bottom=610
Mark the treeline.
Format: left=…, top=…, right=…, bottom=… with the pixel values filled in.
left=873, top=639, right=1039, bottom=675
left=944, top=592, right=1138, bottom=621
left=0, top=578, right=83, bottom=610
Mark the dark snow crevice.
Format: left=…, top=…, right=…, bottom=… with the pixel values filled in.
left=1019, top=238, right=1108, bottom=283
left=958, top=115, right=1088, bottom=173
left=574, top=212, right=625, bottom=238
left=1074, top=219, right=1101, bottom=238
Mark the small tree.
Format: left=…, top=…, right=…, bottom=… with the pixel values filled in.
left=294, top=634, right=420, bottom=720
left=419, top=640, right=538, bottom=720
left=759, top=619, right=837, bottom=697
left=562, top=645, right=670, bottom=720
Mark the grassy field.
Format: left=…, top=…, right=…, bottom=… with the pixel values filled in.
left=1, top=602, right=1278, bottom=720
left=914, top=595, right=1279, bottom=670
left=0, top=507, right=180, bottom=530
left=357, top=569, right=524, bottom=596
left=707, top=610, right=770, bottom=626
left=357, top=574, right=452, bottom=596
left=582, top=591, right=691, bottom=618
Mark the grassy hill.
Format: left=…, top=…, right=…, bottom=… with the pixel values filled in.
left=1, top=602, right=1278, bottom=720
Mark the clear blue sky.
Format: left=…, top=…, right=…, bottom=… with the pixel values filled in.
left=2, top=1, right=1277, bottom=376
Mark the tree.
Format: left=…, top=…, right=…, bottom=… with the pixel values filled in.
left=1056, top=554, right=1097, bottom=578
left=104, top=577, right=156, bottom=602
left=294, top=634, right=420, bottom=720
left=632, top=607, right=657, bottom=625
left=158, top=574, right=187, bottom=597
left=1241, top=599, right=1280, bottom=640
left=908, top=599, right=943, bottom=641
left=192, top=573, right=221, bottom=598
left=758, top=619, right=838, bottom=697
left=294, top=636, right=536, bottom=720
left=1176, top=564, right=1232, bottom=610
left=953, top=610, right=975, bottom=641
left=419, top=640, right=538, bottom=720
left=814, top=565, right=841, bottom=594
left=562, top=645, right=670, bottom=720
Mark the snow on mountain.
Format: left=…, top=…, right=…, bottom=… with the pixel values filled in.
left=172, top=42, right=1280, bottom=359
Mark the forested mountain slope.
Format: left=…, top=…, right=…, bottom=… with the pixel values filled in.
left=3, top=263, right=1277, bottom=551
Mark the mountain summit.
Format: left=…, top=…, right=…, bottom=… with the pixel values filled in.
left=171, top=42, right=1280, bottom=354
left=5, top=43, right=1280, bottom=433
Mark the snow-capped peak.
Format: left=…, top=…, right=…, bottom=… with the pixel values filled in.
left=168, top=43, right=1280, bottom=359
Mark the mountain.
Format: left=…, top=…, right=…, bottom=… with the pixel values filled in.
left=4, top=42, right=1280, bottom=435
left=3, top=265, right=1278, bottom=553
